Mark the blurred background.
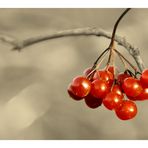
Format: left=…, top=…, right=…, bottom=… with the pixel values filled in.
left=0, top=8, right=148, bottom=139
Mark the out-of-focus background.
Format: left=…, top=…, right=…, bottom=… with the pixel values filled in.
left=0, top=8, right=148, bottom=140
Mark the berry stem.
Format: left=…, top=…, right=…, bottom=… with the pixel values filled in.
left=114, top=48, right=137, bottom=72
left=136, top=71, right=142, bottom=75
left=87, top=48, right=109, bottom=79
left=92, top=47, right=110, bottom=69
left=109, top=8, right=131, bottom=49
left=95, top=49, right=109, bottom=70
left=106, top=44, right=114, bottom=68
left=105, top=8, right=131, bottom=68
left=125, top=69, right=136, bottom=77
left=118, top=52, right=128, bottom=70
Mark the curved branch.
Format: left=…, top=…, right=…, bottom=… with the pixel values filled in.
left=0, top=27, right=145, bottom=72
left=109, top=8, right=131, bottom=48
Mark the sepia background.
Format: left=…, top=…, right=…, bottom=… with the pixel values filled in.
left=0, top=8, right=148, bottom=140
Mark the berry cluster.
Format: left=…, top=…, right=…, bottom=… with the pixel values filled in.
left=68, top=67, right=148, bottom=120
left=67, top=8, right=147, bottom=121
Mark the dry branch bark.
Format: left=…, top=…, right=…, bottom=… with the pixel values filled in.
left=0, top=27, right=145, bottom=72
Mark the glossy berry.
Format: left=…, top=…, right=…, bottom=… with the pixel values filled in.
left=67, top=85, right=83, bottom=101
left=117, top=73, right=130, bottom=86
left=128, top=96, right=139, bottom=101
left=83, top=67, right=93, bottom=76
left=70, top=76, right=91, bottom=98
left=134, top=87, right=148, bottom=101
left=93, top=70, right=114, bottom=86
left=103, top=92, right=123, bottom=110
left=90, top=79, right=110, bottom=99
left=85, top=94, right=103, bottom=109
left=140, top=69, right=148, bottom=87
left=112, top=84, right=123, bottom=98
left=115, top=100, right=137, bottom=120
left=83, top=67, right=95, bottom=81
left=122, top=77, right=143, bottom=97
left=107, top=66, right=115, bottom=76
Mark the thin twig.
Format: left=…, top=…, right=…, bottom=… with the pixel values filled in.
left=92, top=47, right=110, bottom=69
left=114, top=48, right=137, bottom=72
left=109, top=8, right=131, bottom=48
left=87, top=49, right=109, bottom=79
left=0, top=33, right=18, bottom=46
left=107, top=8, right=131, bottom=70
left=117, top=51, right=128, bottom=70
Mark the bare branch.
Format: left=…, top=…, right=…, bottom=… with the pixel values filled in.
left=0, top=33, right=18, bottom=46
left=0, top=27, right=145, bottom=72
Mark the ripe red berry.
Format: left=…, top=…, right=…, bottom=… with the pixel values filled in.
left=140, top=69, right=148, bottom=87
left=107, top=66, right=115, bottom=76
left=112, top=84, right=124, bottom=98
left=128, top=96, right=139, bottom=101
left=117, top=73, right=130, bottom=86
left=122, top=77, right=143, bottom=97
left=67, top=85, right=83, bottom=101
left=115, top=100, right=137, bottom=120
left=83, top=67, right=93, bottom=76
left=93, top=70, right=114, bottom=86
left=83, top=67, right=95, bottom=81
left=103, top=92, right=123, bottom=110
left=90, top=79, right=110, bottom=99
left=70, top=76, right=91, bottom=98
left=134, top=87, right=148, bottom=101
left=85, top=94, right=103, bottom=109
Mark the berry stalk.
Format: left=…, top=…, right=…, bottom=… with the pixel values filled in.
left=109, top=8, right=131, bottom=49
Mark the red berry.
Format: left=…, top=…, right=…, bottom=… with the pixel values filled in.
left=83, top=67, right=95, bottom=81
left=112, top=84, right=124, bottom=98
left=115, top=100, right=137, bottom=120
left=103, top=92, right=123, bottom=110
left=128, top=96, right=139, bottom=101
left=122, top=77, right=143, bottom=97
left=117, top=73, right=130, bottom=86
left=83, top=67, right=93, bottom=76
left=107, top=66, right=115, bottom=75
left=90, top=79, right=110, bottom=99
left=70, top=76, right=91, bottom=98
left=134, top=88, right=148, bottom=101
left=67, top=85, right=83, bottom=101
left=85, top=94, right=103, bottom=109
left=140, top=69, right=148, bottom=87
left=93, top=70, right=114, bottom=86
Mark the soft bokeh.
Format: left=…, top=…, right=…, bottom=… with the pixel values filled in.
left=0, top=8, right=148, bottom=139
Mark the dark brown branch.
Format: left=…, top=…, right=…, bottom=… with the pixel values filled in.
left=109, top=8, right=131, bottom=48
